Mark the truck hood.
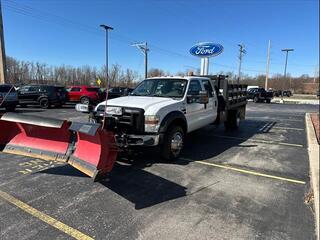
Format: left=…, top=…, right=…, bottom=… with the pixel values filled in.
left=96, top=96, right=181, bottom=115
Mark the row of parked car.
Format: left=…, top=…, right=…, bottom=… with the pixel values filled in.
left=246, top=87, right=293, bottom=103
left=0, top=84, right=133, bottom=111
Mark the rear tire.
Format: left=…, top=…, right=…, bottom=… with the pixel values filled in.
left=80, top=96, right=90, bottom=104
left=39, top=98, right=50, bottom=109
left=224, top=110, right=240, bottom=130
left=160, top=125, right=185, bottom=161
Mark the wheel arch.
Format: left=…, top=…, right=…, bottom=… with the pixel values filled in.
left=159, top=111, right=187, bottom=134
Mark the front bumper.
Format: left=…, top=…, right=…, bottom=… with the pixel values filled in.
left=116, top=134, right=163, bottom=146
left=0, top=101, right=18, bottom=107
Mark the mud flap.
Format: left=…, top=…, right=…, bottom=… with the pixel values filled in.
left=0, top=113, right=71, bottom=161
left=68, top=122, right=118, bottom=181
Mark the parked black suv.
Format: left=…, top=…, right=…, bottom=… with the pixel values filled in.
left=247, top=87, right=273, bottom=103
left=0, top=84, right=19, bottom=111
left=18, top=85, right=68, bottom=108
left=107, top=87, right=134, bottom=99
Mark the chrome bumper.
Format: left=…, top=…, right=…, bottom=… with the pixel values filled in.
left=124, top=134, right=161, bottom=146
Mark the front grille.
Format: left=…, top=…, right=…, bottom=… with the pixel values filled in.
left=96, top=106, right=144, bottom=134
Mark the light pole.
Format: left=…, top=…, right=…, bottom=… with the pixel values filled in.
left=100, top=24, right=113, bottom=128
left=281, top=48, right=294, bottom=100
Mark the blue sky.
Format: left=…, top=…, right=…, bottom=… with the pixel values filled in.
left=2, top=0, right=319, bottom=77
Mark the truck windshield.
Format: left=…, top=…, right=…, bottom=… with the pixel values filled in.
left=131, top=79, right=187, bottom=98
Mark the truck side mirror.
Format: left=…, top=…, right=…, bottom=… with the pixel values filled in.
left=187, top=91, right=208, bottom=104
left=75, top=104, right=93, bottom=113
left=198, top=91, right=209, bottom=104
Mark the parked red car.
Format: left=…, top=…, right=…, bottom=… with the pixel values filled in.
left=67, top=86, right=103, bottom=104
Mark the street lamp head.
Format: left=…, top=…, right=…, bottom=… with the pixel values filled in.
left=100, top=24, right=113, bottom=30
left=281, top=48, right=294, bottom=52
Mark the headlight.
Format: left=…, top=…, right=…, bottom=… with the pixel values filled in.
left=105, top=106, right=122, bottom=115
left=145, top=115, right=160, bottom=132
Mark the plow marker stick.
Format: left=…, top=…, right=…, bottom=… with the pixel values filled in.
left=0, top=113, right=71, bottom=161
left=69, top=122, right=118, bottom=181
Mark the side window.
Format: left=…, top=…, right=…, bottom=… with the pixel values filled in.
left=187, top=80, right=202, bottom=95
left=28, top=86, right=39, bottom=92
left=202, top=80, right=213, bottom=97
left=20, top=86, right=30, bottom=92
left=70, top=87, right=81, bottom=92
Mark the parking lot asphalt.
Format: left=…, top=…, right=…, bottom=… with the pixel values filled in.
left=0, top=102, right=318, bottom=240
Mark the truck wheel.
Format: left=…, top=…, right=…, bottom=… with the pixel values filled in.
left=224, top=110, right=240, bottom=130
left=80, top=96, right=90, bottom=104
left=253, top=96, right=259, bottom=103
left=39, top=98, right=50, bottom=109
left=161, top=125, right=185, bottom=161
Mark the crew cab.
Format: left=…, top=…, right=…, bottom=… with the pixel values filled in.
left=247, top=87, right=273, bottom=103
left=68, top=86, right=103, bottom=104
left=76, top=75, right=247, bottom=160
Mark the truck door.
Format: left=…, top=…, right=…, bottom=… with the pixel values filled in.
left=201, top=79, right=218, bottom=124
left=185, top=79, right=208, bottom=132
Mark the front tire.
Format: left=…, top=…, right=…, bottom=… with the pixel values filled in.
left=39, top=98, right=50, bottom=109
left=160, top=125, right=185, bottom=161
left=80, top=96, right=90, bottom=104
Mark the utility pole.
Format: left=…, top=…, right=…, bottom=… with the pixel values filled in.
left=0, top=0, right=6, bottom=84
left=100, top=24, right=113, bottom=129
left=237, top=44, right=246, bottom=84
left=314, top=64, right=319, bottom=83
left=132, top=42, right=149, bottom=79
left=265, top=40, right=271, bottom=90
left=281, top=48, right=294, bottom=100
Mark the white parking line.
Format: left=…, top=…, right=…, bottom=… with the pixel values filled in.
left=210, top=134, right=304, bottom=148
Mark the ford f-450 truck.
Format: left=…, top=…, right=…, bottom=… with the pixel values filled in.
left=77, top=75, right=247, bottom=161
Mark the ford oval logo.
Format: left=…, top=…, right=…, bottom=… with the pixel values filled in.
left=190, top=42, right=224, bottom=57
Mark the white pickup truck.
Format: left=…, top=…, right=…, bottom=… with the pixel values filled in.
left=78, top=75, right=247, bottom=160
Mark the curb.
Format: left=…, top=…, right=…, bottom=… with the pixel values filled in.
left=306, top=113, right=320, bottom=240
left=272, top=99, right=320, bottom=105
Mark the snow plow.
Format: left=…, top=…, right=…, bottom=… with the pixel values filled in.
left=0, top=112, right=117, bottom=181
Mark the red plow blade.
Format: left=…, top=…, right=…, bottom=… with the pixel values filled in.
left=0, top=113, right=71, bottom=161
left=0, top=113, right=118, bottom=181
left=68, top=122, right=118, bottom=181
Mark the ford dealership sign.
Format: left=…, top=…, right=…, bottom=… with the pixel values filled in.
left=190, top=42, right=223, bottom=58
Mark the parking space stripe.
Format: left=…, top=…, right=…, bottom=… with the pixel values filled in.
left=272, top=126, right=304, bottom=131
left=0, top=190, right=94, bottom=240
left=210, top=134, right=304, bottom=148
left=181, top=158, right=306, bottom=185
left=248, top=117, right=303, bottom=122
